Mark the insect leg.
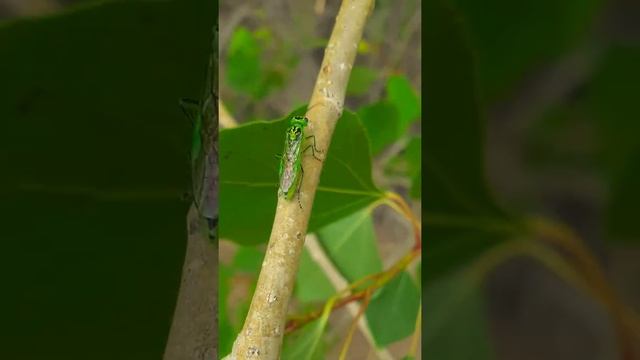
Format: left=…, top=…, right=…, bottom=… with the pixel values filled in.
left=302, top=144, right=322, bottom=161
left=306, top=135, right=323, bottom=153
left=303, top=136, right=323, bottom=161
left=296, top=166, right=304, bottom=209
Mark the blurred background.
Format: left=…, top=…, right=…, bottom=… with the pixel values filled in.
left=424, top=0, right=640, bottom=359
left=218, top=0, right=420, bottom=121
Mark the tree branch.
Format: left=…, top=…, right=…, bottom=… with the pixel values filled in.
left=227, top=1, right=375, bottom=359
left=163, top=205, right=217, bottom=360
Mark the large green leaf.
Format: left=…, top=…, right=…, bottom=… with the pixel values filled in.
left=219, top=108, right=383, bottom=245
left=423, top=270, right=494, bottom=359
left=281, top=300, right=334, bottom=360
left=317, top=208, right=383, bottom=282
left=366, top=271, right=420, bottom=346
left=0, top=0, right=215, bottom=358
left=294, top=248, right=335, bottom=302
left=423, top=0, right=516, bottom=283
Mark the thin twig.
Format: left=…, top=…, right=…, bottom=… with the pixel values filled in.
left=227, top=1, right=375, bottom=359
left=338, top=289, right=372, bottom=360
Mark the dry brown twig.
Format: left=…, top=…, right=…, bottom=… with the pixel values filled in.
left=225, top=1, right=375, bottom=359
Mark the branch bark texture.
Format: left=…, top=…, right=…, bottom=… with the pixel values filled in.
left=163, top=206, right=218, bottom=360
left=229, top=1, right=375, bottom=359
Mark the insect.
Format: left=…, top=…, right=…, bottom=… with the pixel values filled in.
left=180, top=25, right=218, bottom=243
left=277, top=115, right=323, bottom=208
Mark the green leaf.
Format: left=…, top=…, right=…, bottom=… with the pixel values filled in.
left=358, top=101, right=401, bottom=154
left=366, top=271, right=420, bottom=346
left=347, top=66, right=378, bottom=96
left=449, top=0, right=601, bottom=101
left=282, top=299, right=335, bottom=360
left=219, top=108, right=383, bottom=245
left=317, top=209, right=383, bottom=282
left=423, top=270, right=494, bottom=359
left=386, top=75, right=421, bottom=133
left=0, top=0, right=215, bottom=358
left=295, top=248, right=336, bottom=302
left=423, top=0, right=517, bottom=282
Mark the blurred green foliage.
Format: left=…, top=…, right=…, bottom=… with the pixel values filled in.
left=424, top=0, right=640, bottom=357
left=588, top=46, right=640, bottom=243
left=424, top=0, right=516, bottom=284
left=423, top=270, right=493, bottom=359
left=225, top=26, right=295, bottom=100
left=423, top=0, right=517, bottom=357
left=346, top=66, right=379, bottom=96
left=448, top=0, right=602, bottom=102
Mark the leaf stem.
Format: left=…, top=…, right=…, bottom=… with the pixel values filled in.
left=338, top=289, right=372, bottom=360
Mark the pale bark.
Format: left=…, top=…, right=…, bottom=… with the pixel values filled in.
left=163, top=206, right=218, bottom=360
